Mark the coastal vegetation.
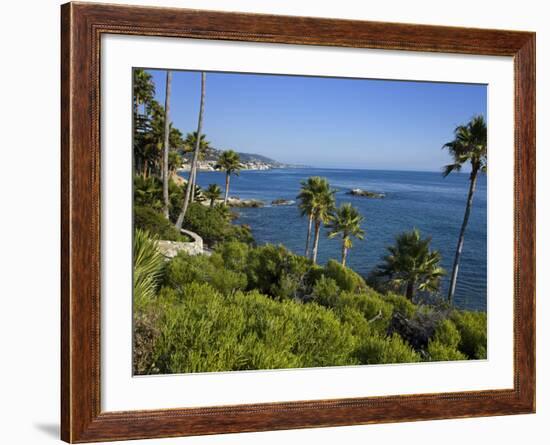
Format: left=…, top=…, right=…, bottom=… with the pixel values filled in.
left=132, top=68, right=487, bottom=374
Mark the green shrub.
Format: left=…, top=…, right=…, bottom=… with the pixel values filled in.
left=153, top=283, right=250, bottom=373
left=355, top=333, right=421, bottom=365
left=383, top=293, right=417, bottom=318
left=164, top=252, right=247, bottom=295
left=425, top=318, right=467, bottom=361
left=151, top=284, right=356, bottom=373
left=322, top=260, right=368, bottom=293
left=451, top=310, right=487, bottom=359
left=246, top=244, right=311, bottom=299
left=134, top=205, right=187, bottom=241
left=287, top=301, right=357, bottom=367
left=311, top=276, right=341, bottom=307
left=426, top=341, right=467, bottom=361
left=337, top=291, right=393, bottom=334
left=183, top=203, right=253, bottom=246
left=433, top=319, right=461, bottom=348
left=215, top=241, right=250, bottom=273
left=337, top=306, right=373, bottom=339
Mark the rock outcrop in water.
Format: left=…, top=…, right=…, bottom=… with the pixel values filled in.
left=226, top=197, right=265, bottom=208
left=346, top=188, right=385, bottom=198
left=271, top=199, right=295, bottom=206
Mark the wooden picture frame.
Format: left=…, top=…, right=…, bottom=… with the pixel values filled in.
left=61, top=2, right=535, bottom=442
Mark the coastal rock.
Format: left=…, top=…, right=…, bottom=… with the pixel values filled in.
left=226, top=197, right=265, bottom=208
left=271, top=199, right=295, bottom=206
left=346, top=188, right=385, bottom=199
left=170, top=172, right=186, bottom=186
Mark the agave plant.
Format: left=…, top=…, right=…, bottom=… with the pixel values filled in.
left=133, top=229, right=165, bottom=309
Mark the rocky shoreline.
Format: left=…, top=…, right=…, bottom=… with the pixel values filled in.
left=346, top=188, right=385, bottom=199
left=178, top=159, right=278, bottom=173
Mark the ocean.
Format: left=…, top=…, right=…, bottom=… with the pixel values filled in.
left=187, top=168, right=487, bottom=311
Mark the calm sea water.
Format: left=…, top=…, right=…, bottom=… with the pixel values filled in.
left=189, top=168, right=487, bottom=311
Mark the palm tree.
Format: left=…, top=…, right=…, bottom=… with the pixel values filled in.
left=176, top=72, right=207, bottom=230
left=183, top=132, right=211, bottom=156
left=183, top=132, right=211, bottom=202
left=442, top=115, right=487, bottom=304
left=133, top=68, right=155, bottom=118
left=327, top=203, right=365, bottom=267
left=162, top=70, right=172, bottom=219
left=216, top=150, right=241, bottom=204
left=134, top=100, right=183, bottom=178
left=204, top=184, right=222, bottom=208
left=376, top=229, right=446, bottom=301
left=297, top=177, right=325, bottom=258
left=309, top=178, right=336, bottom=264
left=168, top=151, right=182, bottom=177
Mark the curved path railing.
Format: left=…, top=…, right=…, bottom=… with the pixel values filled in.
left=157, top=229, right=204, bottom=258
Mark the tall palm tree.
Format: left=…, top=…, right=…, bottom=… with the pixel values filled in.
left=297, top=177, right=323, bottom=258
left=216, top=150, right=241, bottom=204
left=376, top=229, right=446, bottom=300
left=176, top=72, right=207, bottom=230
left=442, top=115, right=487, bottom=304
left=327, top=203, right=365, bottom=267
left=309, top=178, right=336, bottom=264
left=162, top=70, right=172, bottom=219
left=183, top=132, right=211, bottom=202
left=204, top=184, right=222, bottom=208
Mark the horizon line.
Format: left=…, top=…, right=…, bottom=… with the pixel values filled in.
left=271, top=165, right=471, bottom=174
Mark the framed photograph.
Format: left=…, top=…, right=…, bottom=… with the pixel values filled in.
left=61, top=2, right=535, bottom=442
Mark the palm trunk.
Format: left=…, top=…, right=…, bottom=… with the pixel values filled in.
left=191, top=167, right=199, bottom=202
left=162, top=71, right=172, bottom=219
left=224, top=173, right=230, bottom=205
left=143, top=162, right=149, bottom=179
left=406, top=279, right=415, bottom=300
left=189, top=168, right=196, bottom=202
left=447, top=169, right=479, bottom=303
left=176, top=72, right=206, bottom=230
left=312, top=220, right=321, bottom=264
left=210, top=198, right=215, bottom=208
left=304, top=214, right=313, bottom=258
left=341, top=244, right=348, bottom=267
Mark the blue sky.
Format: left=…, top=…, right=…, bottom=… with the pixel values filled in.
left=142, top=69, right=486, bottom=171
